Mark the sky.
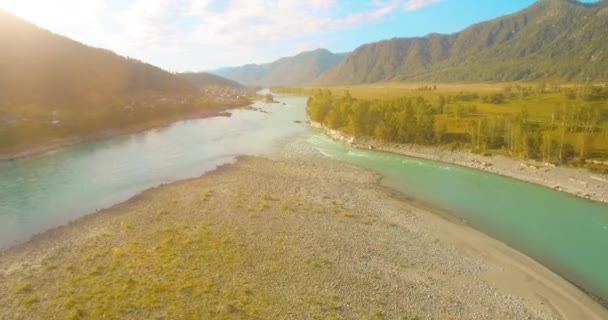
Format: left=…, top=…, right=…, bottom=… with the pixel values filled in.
left=0, top=0, right=596, bottom=72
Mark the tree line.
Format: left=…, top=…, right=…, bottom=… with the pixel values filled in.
left=307, top=87, right=608, bottom=171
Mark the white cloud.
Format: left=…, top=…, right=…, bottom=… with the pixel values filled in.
left=329, top=0, right=400, bottom=30
left=0, top=0, right=438, bottom=70
left=0, top=0, right=108, bottom=44
left=403, top=0, right=443, bottom=11
left=119, top=0, right=184, bottom=49
left=185, top=0, right=398, bottom=47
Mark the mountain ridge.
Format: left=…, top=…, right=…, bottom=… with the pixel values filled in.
left=314, top=0, right=608, bottom=85
left=178, top=72, right=246, bottom=91
left=211, top=48, right=347, bottom=86
left=0, top=10, right=249, bottom=154
left=0, top=9, right=198, bottom=107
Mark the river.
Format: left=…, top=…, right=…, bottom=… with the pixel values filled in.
left=1, top=94, right=607, bottom=304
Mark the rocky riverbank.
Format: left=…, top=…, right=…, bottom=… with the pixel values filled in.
left=1, top=139, right=606, bottom=319
left=310, top=122, right=608, bottom=204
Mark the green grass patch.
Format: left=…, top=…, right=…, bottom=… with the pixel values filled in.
left=262, top=193, right=275, bottom=201
left=21, top=295, right=39, bottom=309
left=14, top=282, right=32, bottom=295
left=201, top=189, right=213, bottom=202
left=281, top=202, right=290, bottom=211
left=8, top=224, right=271, bottom=319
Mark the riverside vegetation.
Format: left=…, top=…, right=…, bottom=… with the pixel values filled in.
left=276, top=83, right=608, bottom=173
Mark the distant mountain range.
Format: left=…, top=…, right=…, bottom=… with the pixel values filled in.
left=210, top=49, right=347, bottom=87
left=179, top=72, right=246, bottom=91
left=316, top=0, right=608, bottom=84
left=2, top=0, right=606, bottom=103
left=214, top=0, right=607, bottom=87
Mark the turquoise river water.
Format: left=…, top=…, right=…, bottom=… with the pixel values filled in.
left=0, top=95, right=607, bottom=303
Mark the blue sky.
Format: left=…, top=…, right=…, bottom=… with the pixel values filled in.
left=0, top=0, right=597, bottom=71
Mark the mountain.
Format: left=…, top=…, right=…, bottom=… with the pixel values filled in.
left=178, top=72, right=246, bottom=91
left=0, top=10, right=250, bottom=155
left=315, top=0, right=608, bottom=85
left=212, top=49, right=347, bottom=86
left=0, top=9, right=195, bottom=108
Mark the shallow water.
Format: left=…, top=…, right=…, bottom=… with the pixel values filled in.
left=0, top=96, right=308, bottom=249
left=306, top=132, right=608, bottom=303
left=1, top=95, right=607, bottom=303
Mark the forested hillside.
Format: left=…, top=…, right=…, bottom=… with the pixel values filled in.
left=315, top=0, right=608, bottom=84
left=307, top=84, right=608, bottom=172
left=0, top=10, right=247, bottom=155
left=0, top=10, right=195, bottom=106
left=179, top=72, right=246, bottom=91
left=212, top=49, right=346, bottom=86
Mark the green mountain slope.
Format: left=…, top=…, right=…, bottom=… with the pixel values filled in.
left=315, top=0, right=608, bottom=84
left=179, top=72, right=246, bottom=91
left=212, top=49, right=347, bottom=86
left=0, top=11, right=248, bottom=155
left=0, top=10, right=196, bottom=107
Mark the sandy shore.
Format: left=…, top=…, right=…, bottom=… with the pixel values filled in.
left=0, top=138, right=606, bottom=319
left=312, top=122, right=608, bottom=204
left=0, top=108, right=236, bottom=161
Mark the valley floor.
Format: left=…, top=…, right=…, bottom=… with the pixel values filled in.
left=314, top=123, right=608, bottom=204
left=0, top=138, right=606, bottom=319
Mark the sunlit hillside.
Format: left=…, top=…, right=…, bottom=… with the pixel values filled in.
left=0, top=10, right=248, bottom=155
left=0, top=10, right=195, bottom=107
